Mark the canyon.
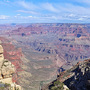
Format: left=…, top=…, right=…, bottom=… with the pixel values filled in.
left=0, top=23, right=90, bottom=90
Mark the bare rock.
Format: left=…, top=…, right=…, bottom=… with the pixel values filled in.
left=1, top=60, right=15, bottom=78
left=0, top=45, right=3, bottom=53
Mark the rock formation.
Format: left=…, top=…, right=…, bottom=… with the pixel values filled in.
left=44, top=59, right=90, bottom=90
left=0, top=42, right=22, bottom=90
left=0, top=23, right=90, bottom=90
left=0, top=45, right=4, bottom=79
left=4, top=23, right=90, bottom=63
left=63, top=59, right=90, bottom=90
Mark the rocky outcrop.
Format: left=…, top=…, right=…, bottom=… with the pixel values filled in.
left=0, top=42, right=22, bottom=90
left=1, top=60, right=15, bottom=79
left=48, top=59, right=90, bottom=90
left=63, top=59, right=90, bottom=90
left=0, top=45, right=4, bottom=79
left=42, top=59, right=90, bottom=90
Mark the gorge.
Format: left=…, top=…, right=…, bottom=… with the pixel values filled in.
left=0, top=23, right=90, bottom=90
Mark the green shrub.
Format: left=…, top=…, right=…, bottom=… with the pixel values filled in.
left=4, top=83, right=10, bottom=87
left=50, top=80, right=64, bottom=90
left=0, top=87, right=4, bottom=90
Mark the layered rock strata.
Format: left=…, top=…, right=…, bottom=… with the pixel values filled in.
left=0, top=43, right=22, bottom=90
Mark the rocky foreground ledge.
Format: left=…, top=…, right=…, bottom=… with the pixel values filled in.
left=0, top=43, right=22, bottom=90
left=42, top=59, right=90, bottom=90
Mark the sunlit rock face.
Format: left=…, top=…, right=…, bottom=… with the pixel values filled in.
left=44, top=59, right=90, bottom=90
left=0, top=39, right=22, bottom=90
left=0, top=43, right=15, bottom=80
left=59, top=59, right=90, bottom=90
left=0, top=45, right=4, bottom=62
left=1, top=60, right=15, bottom=78
left=0, top=44, right=4, bottom=79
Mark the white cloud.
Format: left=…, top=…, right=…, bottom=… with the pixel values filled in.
left=13, top=14, right=60, bottom=21
left=1, top=0, right=90, bottom=23
left=68, top=14, right=76, bottom=17
left=78, top=15, right=90, bottom=21
left=57, top=3, right=90, bottom=15
left=0, top=15, right=9, bottom=19
left=17, top=1, right=38, bottom=10
left=16, top=1, right=90, bottom=17
left=14, top=15, right=33, bottom=20
left=41, top=3, right=59, bottom=12
left=78, top=17, right=85, bottom=21
left=17, top=10, right=38, bottom=14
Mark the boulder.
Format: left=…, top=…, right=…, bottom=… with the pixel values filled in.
left=63, top=85, right=69, bottom=90
left=1, top=60, right=15, bottom=78
left=0, top=45, right=4, bottom=74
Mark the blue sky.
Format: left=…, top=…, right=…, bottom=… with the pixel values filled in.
left=0, top=0, right=90, bottom=23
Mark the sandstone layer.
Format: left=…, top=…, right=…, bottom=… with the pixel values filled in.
left=0, top=40, right=22, bottom=90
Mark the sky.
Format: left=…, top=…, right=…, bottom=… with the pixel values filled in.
left=0, top=0, right=90, bottom=23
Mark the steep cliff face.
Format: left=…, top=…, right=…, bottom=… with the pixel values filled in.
left=0, top=38, right=22, bottom=90
left=63, top=59, right=90, bottom=90
left=0, top=37, right=23, bottom=72
left=45, top=59, right=90, bottom=90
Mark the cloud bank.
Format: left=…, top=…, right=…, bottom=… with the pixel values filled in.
left=0, top=0, right=90, bottom=23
